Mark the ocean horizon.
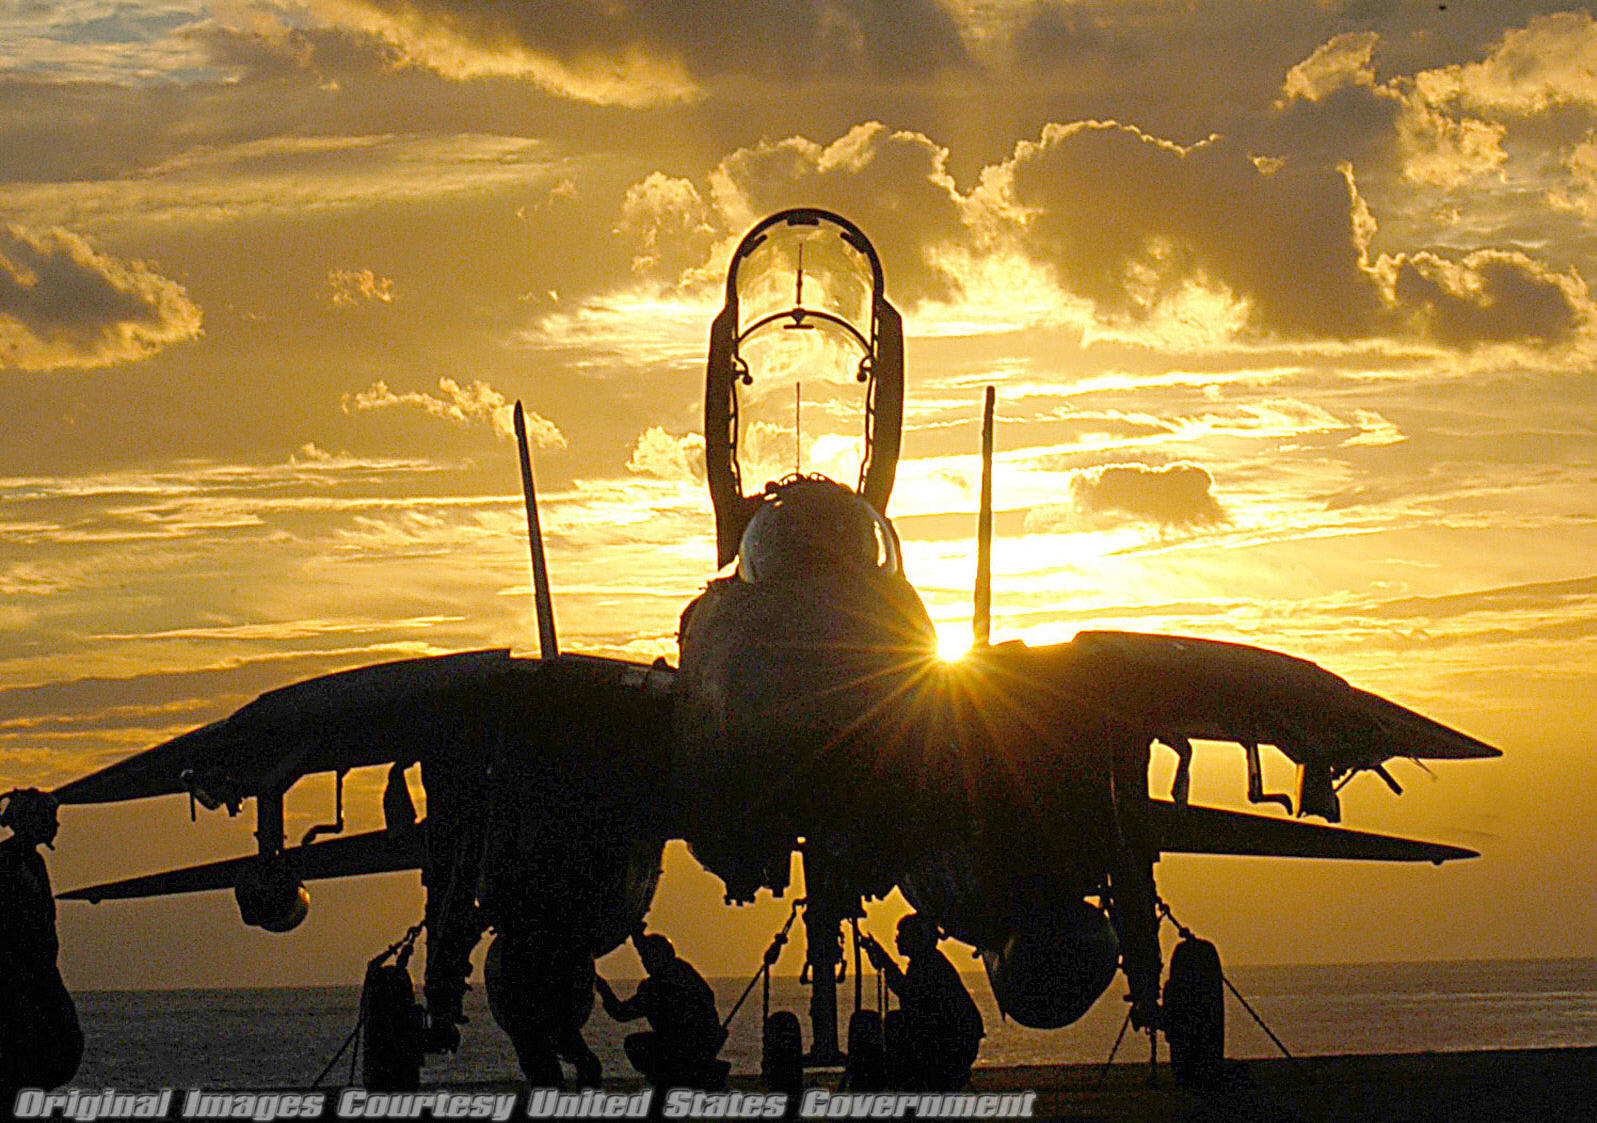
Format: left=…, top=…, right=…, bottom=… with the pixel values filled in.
left=66, top=956, right=1597, bottom=1090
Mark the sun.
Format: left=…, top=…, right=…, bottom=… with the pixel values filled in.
left=935, top=622, right=972, bottom=662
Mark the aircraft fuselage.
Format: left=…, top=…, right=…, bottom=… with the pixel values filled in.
left=670, top=477, right=1139, bottom=943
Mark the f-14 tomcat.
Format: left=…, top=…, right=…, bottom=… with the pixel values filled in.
left=52, top=209, right=1498, bottom=1083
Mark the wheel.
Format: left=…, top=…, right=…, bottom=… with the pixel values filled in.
left=361, top=963, right=425, bottom=1091
left=1163, top=936, right=1224, bottom=1087
left=762, top=1011, right=803, bottom=1093
left=845, top=1010, right=884, bottom=1091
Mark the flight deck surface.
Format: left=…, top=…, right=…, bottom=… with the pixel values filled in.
left=427, top=1048, right=1595, bottom=1121
left=958, top=1048, right=1594, bottom=1121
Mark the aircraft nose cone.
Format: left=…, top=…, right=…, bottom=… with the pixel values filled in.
left=672, top=569, right=942, bottom=888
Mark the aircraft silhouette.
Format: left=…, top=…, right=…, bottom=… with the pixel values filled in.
left=52, top=209, right=1498, bottom=1082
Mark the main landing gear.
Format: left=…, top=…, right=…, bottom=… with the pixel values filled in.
left=1145, top=900, right=1294, bottom=1089
left=1161, top=932, right=1226, bottom=1087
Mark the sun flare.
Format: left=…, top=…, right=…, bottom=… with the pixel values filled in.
left=935, top=622, right=973, bottom=662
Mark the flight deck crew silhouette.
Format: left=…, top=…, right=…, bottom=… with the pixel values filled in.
left=0, top=789, right=83, bottom=1106
left=596, top=932, right=729, bottom=1090
left=861, top=914, right=984, bottom=1091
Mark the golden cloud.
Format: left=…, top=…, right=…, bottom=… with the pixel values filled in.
left=985, top=121, right=1587, bottom=349
left=1383, top=250, right=1592, bottom=349
left=1418, top=11, right=1597, bottom=115
left=341, top=376, right=565, bottom=445
left=0, top=225, right=202, bottom=372
left=614, top=123, right=976, bottom=302
left=1276, top=29, right=1506, bottom=190
left=328, top=267, right=397, bottom=308
left=1278, top=31, right=1380, bottom=105
left=1025, top=462, right=1226, bottom=532
left=626, top=427, right=706, bottom=482
left=308, top=0, right=971, bottom=104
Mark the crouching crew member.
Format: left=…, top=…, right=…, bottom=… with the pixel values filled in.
left=597, top=932, right=729, bottom=1090
left=861, top=914, right=983, bottom=1091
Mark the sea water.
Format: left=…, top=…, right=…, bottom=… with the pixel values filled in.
left=69, top=959, right=1597, bottom=1089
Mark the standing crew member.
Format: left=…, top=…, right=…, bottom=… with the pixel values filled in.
left=0, top=789, right=83, bottom=1106
left=596, top=932, right=728, bottom=1090
left=861, top=914, right=983, bottom=1091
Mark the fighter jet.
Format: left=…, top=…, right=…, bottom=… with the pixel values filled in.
left=51, top=209, right=1498, bottom=1081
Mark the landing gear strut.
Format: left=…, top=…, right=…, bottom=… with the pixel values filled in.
left=799, top=852, right=857, bottom=1067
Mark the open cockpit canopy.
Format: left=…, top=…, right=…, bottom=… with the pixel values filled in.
left=706, top=209, right=905, bottom=567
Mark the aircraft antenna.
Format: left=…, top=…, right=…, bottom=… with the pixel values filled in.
left=514, top=400, right=559, bottom=660
left=973, top=385, right=995, bottom=649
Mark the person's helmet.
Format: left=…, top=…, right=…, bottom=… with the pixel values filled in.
left=633, top=932, right=675, bottom=972
left=0, top=788, right=60, bottom=848
left=896, top=913, right=939, bottom=953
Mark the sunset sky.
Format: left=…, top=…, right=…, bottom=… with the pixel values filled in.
left=5, top=1, right=1597, bottom=996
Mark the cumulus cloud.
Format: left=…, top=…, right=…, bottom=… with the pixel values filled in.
left=979, top=120, right=1587, bottom=348
left=711, top=124, right=968, bottom=298
left=1383, top=249, right=1591, bottom=348
left=0, top=225, right=202, bottom=372
left=627, top=427, right=705, bottom=481
left=310, top=0, right=971, bottom=104
left=982, top=123, right=1385, bottom=339
left=1551, top=136, right=1597, bottom=217
left=615, top=173, right=718, bottom=278
left=605, top=114, right=1590, bottom=352
left=1416, top=11, right=1597, bottom=115
left=617, top=123, right=973, bottom=302
left=1278, top=31, right=1380, bottom=105
left=1069, top=463, right=1226, bottom=530
left=597, top=85, right=1597, bottom=355
left=1275, top=30, right=1506, bottom=189
left=341, top=377, right=565, bottom=446
left=1392, top=100, right=1505, bottom=189
left=328, top=267, right=397, bottom=308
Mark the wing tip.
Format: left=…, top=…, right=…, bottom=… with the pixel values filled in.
left=1147, top=799, right=1485, bottom=864
left=1413, top=727, right=1503, bottom=760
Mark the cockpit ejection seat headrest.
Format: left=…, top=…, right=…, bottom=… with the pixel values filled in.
left=736, top=476, right=899, bottom=584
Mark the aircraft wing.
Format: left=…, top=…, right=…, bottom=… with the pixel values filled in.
left=1059, top=630, right=1498, bottom=764
left=58, top=822, right=428, bottom=901
left=1022, top=629, right=1498, bottom=821
left=1142, top=798, right=1476, bottom=863
left=52, top=649, right=676, bottom=905
left=53, top=649, right=675, bottom=807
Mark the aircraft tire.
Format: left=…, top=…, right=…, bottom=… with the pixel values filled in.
left=762, top=1011, right=803, bottom=1094
left=1163, top=935, right=1224, bottom=1087
left=361, top=962, right=425, bottom=1091
left=844, top=1010, right=885, bottom=1090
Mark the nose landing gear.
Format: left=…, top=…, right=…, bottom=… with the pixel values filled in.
left=800, top=896, right=850, bottom=1066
